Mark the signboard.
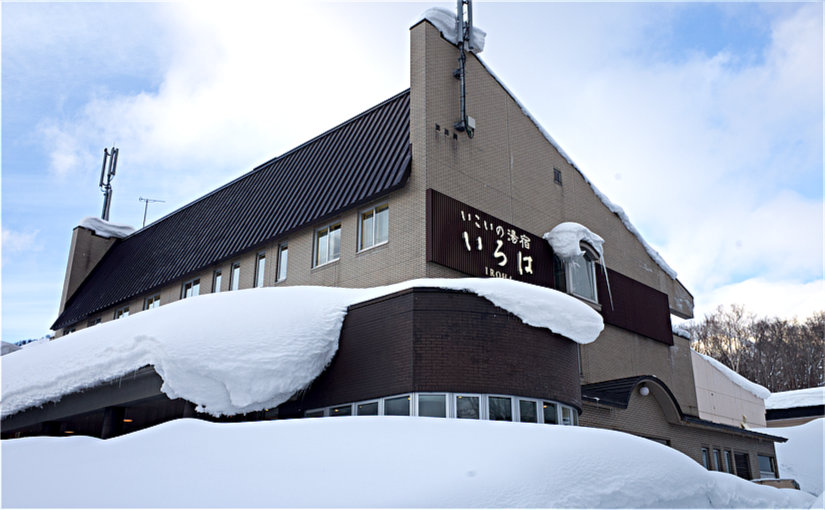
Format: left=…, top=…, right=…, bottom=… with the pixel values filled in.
left=426, top=189, right=555, bottom=287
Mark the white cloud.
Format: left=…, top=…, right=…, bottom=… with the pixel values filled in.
left=2, top=229, right=40, bottom=254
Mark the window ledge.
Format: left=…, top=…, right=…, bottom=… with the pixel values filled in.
left=312, top=258, right=340, bottom=271
left=357, top=240, right=389, bottom=255
left=572, top=294, right=602, bottom=312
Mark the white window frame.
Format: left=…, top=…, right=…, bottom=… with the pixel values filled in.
left=454, top=393, right=483, bottom=420
left=144, top=294, right=161, bottom=310
left=486, top=394, right=514, bottom=422
left=565, top=253, right=598, bottom=303
left=355, top=400, right=380, bottom=416
left=414, top=393, right=449, bottom=418
left=114, top=306, right=130, bottom=320
left=313, top=222, right=341, bottom=267
left=358, top=203, right=389, bottom=252
left=254, top=252, right=266, bottom=288
left=181, top=278, right=200, bottom=299
left=213, top=269, right=222, bottom=293
left=229, top=262, right=240, bottom=291
left=276, top=242, right=288, bottom=282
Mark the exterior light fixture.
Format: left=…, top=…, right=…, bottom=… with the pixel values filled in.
left=64, top=430, right=75, bottom=434
left=639, top=385, right=650, bottom=397
left=122, top=418, right=133, bottom=423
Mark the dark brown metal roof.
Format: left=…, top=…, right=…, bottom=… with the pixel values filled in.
left=53, top=90, right=411, bottom=330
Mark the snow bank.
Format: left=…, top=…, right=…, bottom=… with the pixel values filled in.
left=1, top=417, right=813, bottom=508
left=1, top=279, right=602, bottom=419
left=78, top=216, right=135, bottom=239
left=543, top=222, right=605, bottom=260
left=766, top=387, right=825, bottom=410
left=672, top=324, right=691, bottom=339
left=694, top=351, right=771, bottom=400
left=420, top=7, right=486, bottom=52
left=755, top=418, right=824, bottom=497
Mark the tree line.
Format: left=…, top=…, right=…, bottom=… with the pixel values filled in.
left=685, top=305, right=824, bottom=393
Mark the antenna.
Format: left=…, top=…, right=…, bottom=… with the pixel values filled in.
left=99, top=146, right=119, bottom=221
left=139, top=197, right=165, bottom=228
left=453, top=0, right=475, bottom=138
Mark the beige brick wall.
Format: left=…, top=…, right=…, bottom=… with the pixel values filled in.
left=580, top=388, right=779, bottom=479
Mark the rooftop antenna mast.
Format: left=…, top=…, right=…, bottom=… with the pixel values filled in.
left=453, top=0, right=475, bottom=138
left=98, top=146, right=119, bottom=221
left=139, top=197, right=165, bottom=228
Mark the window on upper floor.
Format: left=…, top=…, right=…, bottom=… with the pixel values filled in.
left=254, top=252, right=266, bottom=288
left=181, top=279, right=200, bottom=299
left=359, top=204, right=388, bottom=251
left=276, top=243, right=288, bottom=282
left=230, top=262, right=240, bottom=291
left=758, top=455, right=777, bottom=478
left=213, top=270, right=222, bottom=293
left=114, top=306, right=130, bottom=320
left=144, top=294, right=161, bottom=310
left=314, top=222, right=341, bottom=267
left=554, top=243, right=599, bottom=304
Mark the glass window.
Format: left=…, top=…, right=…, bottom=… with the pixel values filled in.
left=277, top=243, right=288, bottom=282
left=359, top=204, right=389, bottom=251
left=455, top=395, right=480, bottom=419
left=314, top=223, right=341, bottom=266
left=488, top=396, right=512, bottom=421
left=561, top=406, right=575, bottom=425
left=114, top=306, right=129, bottom=319
left=254, top=253, right=266, bottom=288
left=182, top=279, right=200, bottom=299
left=356, top=402, right=378, bottom=416
left=701, top=448, right=710, bottom=469
left=724, top=451, right=733, bottom=474
left=305, top=409, right=324, bottom=418
left=384, top=395, right=410, bottom=416
left=213, top=270, right=222, bottom=293
left=567, top=254, right=597, bottom=302
left=87, top=317, right=102, bottom=327
left=144, top=294, right=161, bottom=310
left=543, top=402, right=558, bottom=424
left=758, top=455, right=776, bottom=478
left=418, top=394, right=447, bottom=418
left=519, top=400, right=538, bottom=423
left=713, top=449, right=723, bottom=471
left=230, top=263, right=240, bottom=291
left=330, top=405, right=351, bottom=417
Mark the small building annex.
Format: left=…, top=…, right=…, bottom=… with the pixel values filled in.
left=1, top=9, right=786, bottom=483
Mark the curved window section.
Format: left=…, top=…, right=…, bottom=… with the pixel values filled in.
left=306, top=393, right=578, bottom=425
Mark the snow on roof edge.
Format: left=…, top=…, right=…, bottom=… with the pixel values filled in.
left=693, top=350, right=770, bottom=400
left=418, top=8, right=486, bottom=53
left=78, top=217, right=136, bottom=239
left=469, top=55, right=678, bottom=280
left=2, top=278, right=603, bottom=419
left=765, top=387, right=825, bottom=410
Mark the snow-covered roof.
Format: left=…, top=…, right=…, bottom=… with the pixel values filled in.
left=766, top=387, right=825, bottom=410
left=693, top=351, right=771, bottom=400
left=543, top=222, right=605, bottom=261
left=420, top=8, right=486, bottom=52
left=3, top=278, right=603, bottom=419
left=419, top=8, right=678, bottom=280
left=672, top=325, right=690, bottom=339
left=77, top=217, right=135, bottom=239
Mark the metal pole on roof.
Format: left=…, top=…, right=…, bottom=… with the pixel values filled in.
left=453, top=0, right=475, bottom=138
left=139, top=197, right=165, bottom=228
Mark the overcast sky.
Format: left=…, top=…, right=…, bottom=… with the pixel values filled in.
left=2, top=1, right=822, bottom=341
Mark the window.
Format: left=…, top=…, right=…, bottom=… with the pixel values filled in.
left=417, top=394, right=447, bottom=418
left=567, top=253, right=597, bottom=302
left=723, top=450, right=734, bottom=474
left=359, top=204, right=389, bottom=251
left=144, top=294, right=161, bottom=310
left=734, top=452, right=751, bottom=479
left=702, top=448, right=710, bottom=469
left=86, top=317, right=101, bottom=328
left=276, top=243, right=288, bottom=282
left=356, top=402, right=379, bottom=416
left=384, top=395, right=411, bottom=416
left=305, top=409, right=324, bottom=418
left=63, top=327, right=77, bottom=335
left=553, top=167, right=563, bottom=185
left=757, top=455, right=777, bottom=478
left=488, top=396, right=512, bottom=421
left=519, top=400, right=538, bottom=423
left=254, top=252, right=266, bottom=288
left=230, top=262, right=240, bottom=291
left=114, top=306, right=129, bottom=320
left=314, top=223, right=341, bottom=266
left=455, top=395, right=480, bottom=419
left=543, top=402, right=559, bottom=424
left=330, top=405, right=352, bottom=417
left=561, top=406, right=576, bottom=425
left=213, top=270, right=222, bottom=293
left=713, top=449, right=723, bottom=471
left=181, top=279, right=200, bottom=299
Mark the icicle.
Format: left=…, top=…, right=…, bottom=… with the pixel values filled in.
left=599, top=253, right=615, bottom=311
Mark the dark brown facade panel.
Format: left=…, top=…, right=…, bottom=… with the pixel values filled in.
left=300, top=288, right=582, bottom=412
left=596, top=266, right=673, bottom=345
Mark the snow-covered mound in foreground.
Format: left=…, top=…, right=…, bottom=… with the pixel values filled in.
left=77, top=216, right=135, bottom=238
left=1, top=418, right=814, bottom=508
left=766, top=387, right=825, bottom=410
left=755, top=418, right=824, bottom=497
left=1, top=279, right=603, bottom=418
